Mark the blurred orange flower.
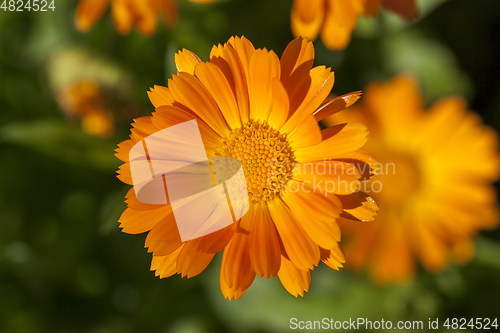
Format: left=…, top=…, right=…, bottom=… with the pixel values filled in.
left=75, top=0, right=217, bottom=35
left=62, top=81, right=115, bottom=137
left=291, top=0, right=418, bottom=50
left=115, top=36, right=379, bottom=300
left=325, top=75, right=500, bottom=283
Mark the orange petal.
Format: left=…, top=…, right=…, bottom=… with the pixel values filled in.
left=294, top=123, right=368, bottom=162
left=150, top=245, right=183, bottom=278
left=282, top=191, right=341, bottom=249
left=176, top=240, right=216, bottom=278
left=331, top=150, right=379, bottom=181
left=144, top=213, right=183, bottom=255
left=288, top=114, right=322, bottom=149
left=247, top=49, right=280, bottom=121
left=338, top=192, right=378, bottom=222
left=290, top=0, right=325, bottom=42
left=281, top=67, right=334, bottom=134
left=75, top=0, right=109, bottom=32
left=219, top=257, right=255, bottom=301
left=370, top=220, right=415, bottom=284
left=148, top=85, right=175, bottom=108
left=130, top=116, right=159, bottom=142
left=337, top=216, right=378, bottom=270
left=283, top=181, right=342, bottom=223
left=267, top=79, right=290, bottom=130
left=363, top=75, right=423, bottom=140
left=321, top=244, right=345, bottom=270
left=111, top=0, right=134, bottom=35
left=313, top=91, right=363, bottom=122
left=321, top=0, right=358, bottom=50
left=117, top=162, right=133, bottom=185
left=227, top=36, right=255, bottom=77
left=175, top=49, right=202, bottom=75
left=277, top=256, right=311, bottom=297
left=135, top=4, right=158, bottom=36
left=280, top=37, right=315, bottom=85
left=125, top=187, right=168, bottom=211
left=115, top=139, right=136, bottom=162
left=168, top=73, right=230, bottom=137
left=210, top=44, right=250, bottom=124
left=119, top=205, right=173, bottom=234
left=410, top=219, right=449, bottom=272
left=194, top=62, right=241, bottom=129
left=280, top=38, right=316, bottom=117
left=220, top=214, right=256, bottom=300
left=248, top=203, right=281, bottom=278
left=267, top=199, right=320, bottom=270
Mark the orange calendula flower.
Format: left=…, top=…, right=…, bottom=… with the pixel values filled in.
left=75, top=0, right=216, bottom=35
left=291, top=0, right=418, bottom=50
left=115, top=36, right=378, bottom=300
left=324, top=75, right=500, bottom=283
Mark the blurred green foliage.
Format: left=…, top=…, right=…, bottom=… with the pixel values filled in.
left=0, top=0, right=499, bottom=332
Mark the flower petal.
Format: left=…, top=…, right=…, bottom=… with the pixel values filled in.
left=313, top=91, right=363, bottom=122
left=220, top=214, right=256, bottom=300
left=277, top=256, right=311, bottom=297
left=148, top=85, right=175, bottom=108
left=210, top=44, right=251, bottom=123
left=119, top=205, right=173, bottom=234
left=144, top=213, right=183, bottom=255
left=248, top=203, right=281, bottom=278
left=321, top=244, right=345, bottom=270
left=248, top=49, right=281, bottom=121
left=290, top=0, right=325, bottom=42
left=175, top=49, right=202, bottom=75
left=111, top=0, right=134, bottom=35
left=321, top=0, right=358, bottom=50
left=75, top=0, right=109, bottom=32
left=295, top=123, right=368, bottom=162
left=267, top=79, right=290, bottom=130
left=288, top=114, right=322, bottom=149
left=151, top=245, right=184, bottom=278
left=281, top=67, right=334, bottom=134
left=338, top=192, right=378, bottom=222
left=130, top=116, right=159, bottom=142
left=169, top=73, right=230, bottom=137
left=267, top=199, right=320, bottom=270
left=195, top=62, right=241, bottom=129
left=371, top=220, right=415, bottom=283
left=176, top=240, right=216, bottom=278
left=282, top=191, right=341, bottom=249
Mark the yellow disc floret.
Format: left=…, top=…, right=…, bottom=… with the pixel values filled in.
left=216, top=120, right=296, bottom=202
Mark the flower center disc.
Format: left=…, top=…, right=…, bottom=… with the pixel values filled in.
left=217, top=120, right=296, bottom=202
